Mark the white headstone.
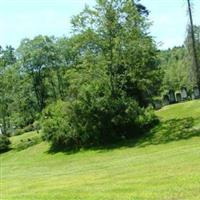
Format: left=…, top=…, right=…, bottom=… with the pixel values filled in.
left=191, top=93, right=195, bottom=100
left=181, top=87, right=187, bottom=100
left=194, top=87, right=200, bottom=98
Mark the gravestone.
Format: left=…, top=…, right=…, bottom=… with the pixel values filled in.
left=176, top=93, right=181, bottom=102
left=193, top=86, right=200, bottom=99
left=181, top=87, right=187, bottom=100
left=168, top=90, right=176, bottom=104
left=191, top=92, right=195, bottom=100
left=163, top=95, right=169, bottom=106
left=153, top=100, right=162, bottom=110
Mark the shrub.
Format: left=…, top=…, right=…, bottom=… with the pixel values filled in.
left=42, top=82, right=158, bottom=149
left=0, top=135, right=11, bottom=153
left=42, top=100, right=76, bottom=149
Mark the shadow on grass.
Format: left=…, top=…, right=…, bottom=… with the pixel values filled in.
left=136, top=117, right=200, bottom=147
left=0, top=148, right=11, bottom=154
left=47, top=117, right=200, bottom=155
left=47, top=144, right=80, bottom=155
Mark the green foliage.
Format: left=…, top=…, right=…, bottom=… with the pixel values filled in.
left=71, top=83, right=158, bottom=146
left=0, top=135, right=11, bottom=153
left=71, top=0, right=162, bottom=106
left=159, top=25, right=200, bottom=92
left=42, top=100, right=74, bottom=148
left=42, top=84, right=158, bottom=148
left=0, top=46, right=17, bottom=135
left=0, top=0, right=162, bottom=150
left=40, top=0, right=161, bottom=149
left=159, top=46, right=192, bottom=91
left=185, top=25, right=200, bottom=86
left=17, top=36, right=63, bottom=111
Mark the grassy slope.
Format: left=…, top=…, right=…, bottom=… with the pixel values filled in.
left=1, top=100, right=200, bottom=200
left=156, top=100, right=200, bottom=126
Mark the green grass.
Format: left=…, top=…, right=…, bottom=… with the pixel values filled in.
left=10, top=131, right=42, bottom=150
left=156, top=99, right=200, bottom=127
left=1, top=100, right=200, bottom=200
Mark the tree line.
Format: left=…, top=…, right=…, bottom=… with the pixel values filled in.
left=159, top=25, right=200, bottom=94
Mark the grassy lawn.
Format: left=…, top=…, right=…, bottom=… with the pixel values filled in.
left=156, top=99, right=200, bottom=128
left=1, top=100, right=200, bottom=200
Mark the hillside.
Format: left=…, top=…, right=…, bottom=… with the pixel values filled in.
left=1, top=100, right=200, bottom=200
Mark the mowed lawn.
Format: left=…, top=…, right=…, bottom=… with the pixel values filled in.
left=1, top=100, right=200, bottom=200
left=156, top=99, right=200, bottom=125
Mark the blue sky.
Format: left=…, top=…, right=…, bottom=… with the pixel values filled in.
left=0, top=0, right=200, bottom=49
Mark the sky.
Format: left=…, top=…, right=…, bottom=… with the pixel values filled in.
left=0, top=0, right=200, bottom=49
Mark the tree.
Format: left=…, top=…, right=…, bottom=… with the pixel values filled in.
left=71, top=0, right=162, bottom=106
left=159, top=46, right=192, bottom=91
left=42, top=0, right=160, bottom=148
left=186, top=0, right=200, bottom=87
left=0, top=46, right=16, bottom=135
left=185, top=25, right=200, bottom=87
left=17, top=36, right=66, bottom=112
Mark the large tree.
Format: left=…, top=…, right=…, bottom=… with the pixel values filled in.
left=71, top=0, right=161, bottom=106
left=17, top=36, right=66, bottom=112
left=42, top=0, right=161, bottom=148
left=0, top=46, right=16, bottom=135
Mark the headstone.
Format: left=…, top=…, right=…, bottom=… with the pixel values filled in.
left=191, top=92, right=195, bottom=100
left=193, top=86, right=200, bottom=99
left=176, top=93, right=181, bottom=102
left=153, top=100, right=162, bottom=110
left=181, top=87, right=187, bottom=100
left=163, top=95, right=169, bottom=106
left=168, top=90, right=176, bottom=104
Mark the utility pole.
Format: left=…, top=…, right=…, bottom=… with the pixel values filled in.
left=187, top=0, right=200, bottom=87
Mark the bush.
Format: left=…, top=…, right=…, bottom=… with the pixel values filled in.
left=0, top=135, right=11, bottom=153
left=42, top=82, right=158, bottom=149
left=42, top=100, right=75, bottom=149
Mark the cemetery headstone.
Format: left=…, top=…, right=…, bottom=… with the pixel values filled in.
left=163, top=94, right=169, bottom=106
left=191, top=92, right=195, bottom=100
left=168, top=90, right=176, bottom=104
left=153, top=100, right=162, bottom=110
left=193, top=86, right=200, bottom=99
left=181, top=87, right=187, bottom=100
left=176, top=93, right=181, bottom=102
